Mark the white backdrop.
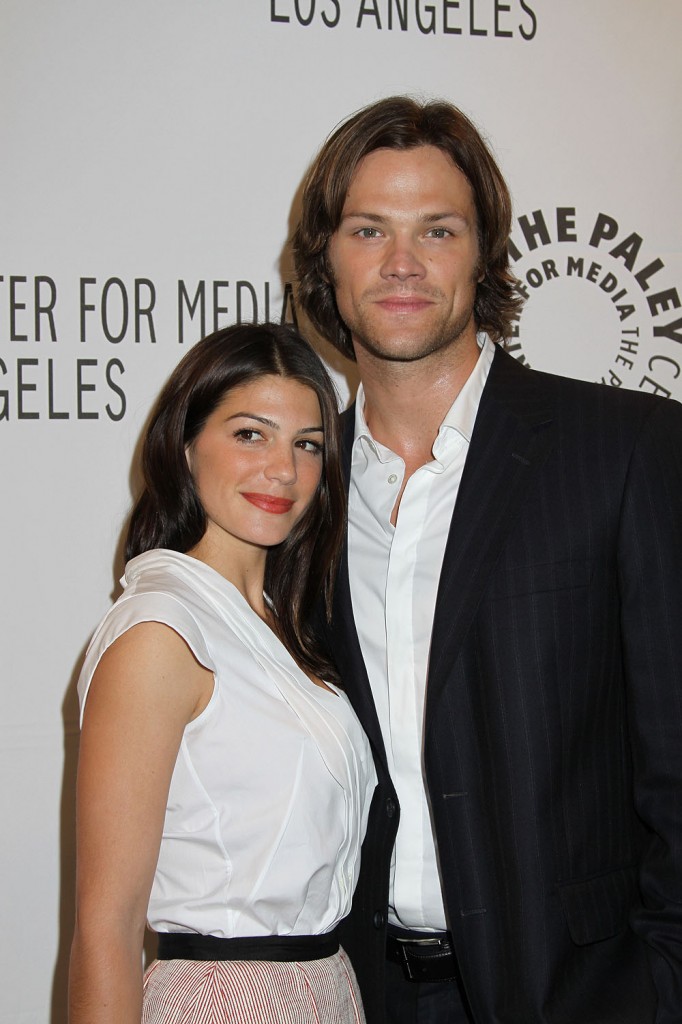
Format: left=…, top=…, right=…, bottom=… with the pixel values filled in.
left=2, top=3, right=681, bottom=1020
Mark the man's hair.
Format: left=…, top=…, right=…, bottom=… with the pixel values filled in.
left=293, top=95, right=523, bottom=359
left=126, top=322, right=345, bottom=682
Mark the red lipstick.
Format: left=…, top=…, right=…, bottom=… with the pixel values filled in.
left=242, top=492, right=294, bottom=514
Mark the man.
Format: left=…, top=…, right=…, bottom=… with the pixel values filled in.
left=293, top=97, right=682, bottom=1023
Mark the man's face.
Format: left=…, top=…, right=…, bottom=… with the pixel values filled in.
left=327, top=145, right=482, bottom=365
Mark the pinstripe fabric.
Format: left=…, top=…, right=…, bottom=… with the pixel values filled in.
left=332, top=346, right=682, bottom=1023
left=142, top=948, right=365, bottom=1023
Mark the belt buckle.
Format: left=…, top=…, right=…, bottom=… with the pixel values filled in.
left=396, top=936, right=445, bottom=981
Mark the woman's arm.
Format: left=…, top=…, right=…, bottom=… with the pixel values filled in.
left=68, top=621, right=213, bottom=1024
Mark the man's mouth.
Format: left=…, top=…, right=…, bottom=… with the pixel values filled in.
left=375, top=295, right=435, bottom=313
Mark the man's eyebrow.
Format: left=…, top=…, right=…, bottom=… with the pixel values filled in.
left=339, top=212, right=386, bottom=222
left=422, top=211, right=469, bottom=224
left=226, top=413, right=323, bottom=433
left=340, top=210, right=470, bottom=224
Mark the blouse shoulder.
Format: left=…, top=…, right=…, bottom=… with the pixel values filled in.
left=77, top=550, right=214, bottom=721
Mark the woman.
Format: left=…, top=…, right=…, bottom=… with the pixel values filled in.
left=69, top=323, right=376, bottom=1024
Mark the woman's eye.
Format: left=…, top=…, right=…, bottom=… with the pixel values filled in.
left=426, top=227, right=451, bottom=239
left=233, top=428, right=262, bottom=443
left=297, top=438, right=323, bottom=455
left=356, top=227, right=381, bottom=239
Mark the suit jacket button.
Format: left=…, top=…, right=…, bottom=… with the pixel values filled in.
left=385, top=797, right=396, bottom=818
left=373, top=911, right=385, bottom=929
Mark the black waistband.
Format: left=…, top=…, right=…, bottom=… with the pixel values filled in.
left=156, top=928, right=340, bottom=963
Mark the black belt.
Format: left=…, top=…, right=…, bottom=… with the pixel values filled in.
left=157, top=928, right=339, bottom=962
left=386, top=928, right=458, bottom=983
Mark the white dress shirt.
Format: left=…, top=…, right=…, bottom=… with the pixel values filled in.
left=78, top=549, right=376, bottom=938
left=348, top=336, right=494, bottom=931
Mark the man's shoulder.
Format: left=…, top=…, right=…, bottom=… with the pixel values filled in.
left=494, top=345, right=676, bottom=423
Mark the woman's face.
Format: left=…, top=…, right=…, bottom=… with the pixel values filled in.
left=187, top=374, right=325, bottom=558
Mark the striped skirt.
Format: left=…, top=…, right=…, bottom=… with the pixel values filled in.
left=142, top=948, right=366, bottom=1023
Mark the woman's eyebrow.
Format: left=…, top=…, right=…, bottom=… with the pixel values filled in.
left=226, top=413, right=324, bottom=433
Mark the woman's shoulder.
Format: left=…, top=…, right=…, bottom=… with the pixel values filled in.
left=123, top=548, right=210, bottom=600
left=77, top=550, right=219, bottom=718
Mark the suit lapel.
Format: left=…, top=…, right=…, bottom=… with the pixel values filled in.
left=333, top=408, right=391, bottom=767
left=426, top=346, right=556, bottom=714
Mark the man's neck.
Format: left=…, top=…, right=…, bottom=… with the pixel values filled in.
left=357, top=336, right=481, bottom=467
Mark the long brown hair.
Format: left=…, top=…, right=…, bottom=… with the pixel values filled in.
left=293, top=95, right=523, bottom=358
left=126, top=322, right=345, bottom=682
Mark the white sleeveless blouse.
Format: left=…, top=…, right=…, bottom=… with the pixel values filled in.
left=78, top=549, right=376, bottom=939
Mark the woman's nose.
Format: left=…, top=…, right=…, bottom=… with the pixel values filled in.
left=263, top=442, right=296, bottom=484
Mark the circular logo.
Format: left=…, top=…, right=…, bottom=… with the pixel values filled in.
left=508, top=207, right=682, bottom=400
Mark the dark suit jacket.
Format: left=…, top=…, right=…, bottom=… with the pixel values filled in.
left=332, top=346, right=682, bottom=1024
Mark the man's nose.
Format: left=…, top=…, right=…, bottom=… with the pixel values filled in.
left=380, top=235, right=426, bottom=281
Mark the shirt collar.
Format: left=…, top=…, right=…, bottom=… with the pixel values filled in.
left=439, top=334, right=495, bottom=444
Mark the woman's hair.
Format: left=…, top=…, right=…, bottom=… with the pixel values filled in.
left=126, top=322, right=345, bottom=682
left=293, top=95, right=523, bottom=358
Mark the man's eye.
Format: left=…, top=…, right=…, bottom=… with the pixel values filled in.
left=426, top=227, right=451, bottom=239
left=356, top=227, right=381, bottom=239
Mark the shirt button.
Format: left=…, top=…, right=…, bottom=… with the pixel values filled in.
left=373, top=910, right=385, bottom=929
left=385, top=797, right=396, bottom=818
left=387, top=473, right=398, bottom=484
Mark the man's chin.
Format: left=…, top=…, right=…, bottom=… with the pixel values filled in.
left=352, top=329, right=473, bottom=364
